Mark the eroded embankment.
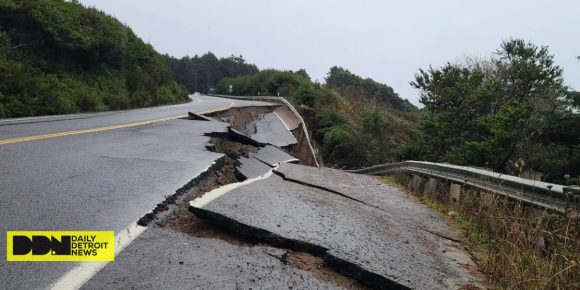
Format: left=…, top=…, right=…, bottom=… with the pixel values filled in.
left=132, top=101, right=487, bottom=289
left=206, top=105, right=317, bottom=166
left=131, top=98, right=488, bottom=289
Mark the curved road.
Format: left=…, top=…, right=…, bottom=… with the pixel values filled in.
left=0, top=95, right=270, bottom=141
left=0, top=95, right=275, bottom=290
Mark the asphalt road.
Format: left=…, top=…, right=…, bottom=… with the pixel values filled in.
left=0, top=95, right=271, bottom=140
left=1, top=95, right=485, bottom=289
left=82, top=227, right=349, bottom=290
left=0, top=95, right=275, bottom=290
left=190, top=166, right=485, bottom=289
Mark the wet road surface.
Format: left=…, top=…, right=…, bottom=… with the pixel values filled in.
left=0, top=95, right=271, bottom=140
left=0, top=96, right=275, bottom=289
left=190, top=165, right=484, bottom=289
left=1, top=94, right=484, bottom=289
left=82, top=227, right=354, bottom=290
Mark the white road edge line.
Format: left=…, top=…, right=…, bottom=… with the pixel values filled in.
left=272, top=111, right=298, bottom=143
left=191, top=166, right=276, bottom=209
left=50, top=161, right=221, bottom=290
left=49, top=222, right=147, bottom=290
left=48, top=116, right=291, bottom=289
left=191, top=159, right=295, bottom=209
left=272, top=111, right=291, bottom=132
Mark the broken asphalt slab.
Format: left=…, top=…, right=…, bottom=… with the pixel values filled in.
left=273, top=106, right=301, bottom=131
left=250, top=112, right=298, bottom=147
left=252, top=145, right=299, bottom=167
left=82, top=227, right=357, bottom=290
left=190, top=165, right=484, bottom=289
left=236, top=155, right=272, bottom=179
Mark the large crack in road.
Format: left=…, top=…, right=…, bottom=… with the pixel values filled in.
left=81, top=102, right=485, bottom=289
left=188, top=171, right=483, bottom=290
left=83, top=119, right=364, bottom=289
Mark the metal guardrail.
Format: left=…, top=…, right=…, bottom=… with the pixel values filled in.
left=209, top=94, right=320, bottom=167
left=348, top=161, right=579, bottom=214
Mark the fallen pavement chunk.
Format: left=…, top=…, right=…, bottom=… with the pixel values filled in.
left=229, top=127, right=264, bottom=146
left=188, top=111, right=215, bottom=121
left=237, top=156, right=273, bottom=179
left=250, top=112, right=298, bottom=147
left=252, top=145, right=299, bottom=167
left=190, top=169, right=484, bottom=289
left=273, top=106, right=301, bottom=131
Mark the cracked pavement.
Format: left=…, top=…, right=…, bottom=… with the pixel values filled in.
left=82, top=227, right=353, bottom=290
left=0, top=96, right=277, bottom=289
left=190, top=168, right=484, bottom=289
left=85, top=159, right=484, bottom=289
left=2, top=95, right=485, bottom=289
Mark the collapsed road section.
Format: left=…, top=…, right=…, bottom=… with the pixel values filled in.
left=189, top=164, right=485, bottom=289
left=82, top=96, right=485, bottom=289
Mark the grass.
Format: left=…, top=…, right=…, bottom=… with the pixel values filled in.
left=381, top=175, right=406, bottom=191
left=382, top=174, right=580, bottom=290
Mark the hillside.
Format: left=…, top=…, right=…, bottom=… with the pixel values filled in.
left=326, top=66, right=417, bottom=112
left=215, top=69, right=420, bottom=168
left=0, top=0, right=187, bottom=118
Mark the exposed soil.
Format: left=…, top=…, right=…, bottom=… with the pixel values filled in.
left=135, top=105, right=376, bottom=289
left=209, top=136, right=258, bottom=159
left=207, top=106, right=275, bottom=133
left=207, top=104, right=318, bottom=167
left=282, top=251, right=368, bottom=290
left=136, top=155, right=233, bottom=227
left=287, top=126, right=317, bottom=166
left=160, top=154, right=368, bottom=289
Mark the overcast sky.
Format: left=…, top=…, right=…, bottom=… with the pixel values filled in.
left=79, top=0, right=579, bottom=106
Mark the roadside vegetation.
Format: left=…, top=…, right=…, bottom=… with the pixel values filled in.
left=0, top=0, right=187, bottom=118
left=405, top=39, right=580, bottom=184
left=214, top=68, right=420, bottom=168
left=165, top=53, right=259, bottom=95
left=2, top=0, right=576, bottom=185
left=385, top=173, right=580, bottom=290
left=207, top=39, right=579, bottom=185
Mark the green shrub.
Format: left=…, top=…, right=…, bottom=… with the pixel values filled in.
left=0, top=0, right=187, bottom=117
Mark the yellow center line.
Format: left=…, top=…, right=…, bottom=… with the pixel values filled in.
left=0, top=102, right=234, bottom=145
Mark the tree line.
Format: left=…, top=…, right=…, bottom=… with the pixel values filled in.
left=209, top=39, right=578, bottom=184
left=405, top=39, right=579, bottom=183
left=164, top=53, right=259, bottom=94
left=1, top=1, right=575, bottom=184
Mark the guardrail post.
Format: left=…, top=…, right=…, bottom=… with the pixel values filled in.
left=449, top=184, right=462, bottom=204
left=479, top=191, right=495, bottom=211
left=409, top=175, right=424, bottom=192
left=423, top=178, right=438, bottom=196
